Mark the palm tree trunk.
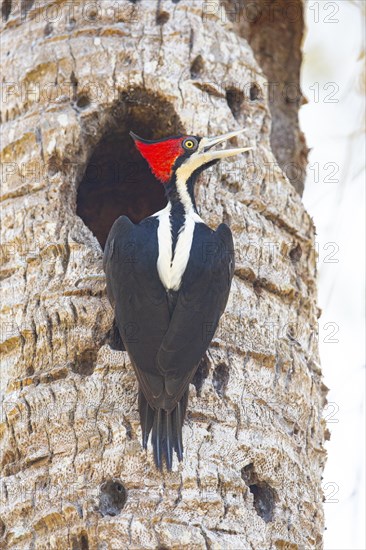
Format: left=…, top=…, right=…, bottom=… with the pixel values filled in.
left=0, top=1, right=326, bottom=548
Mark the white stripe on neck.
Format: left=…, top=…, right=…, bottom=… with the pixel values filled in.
left=155, top=172, right=203, bottom=291
left=174, top=163, right=196, bottom=213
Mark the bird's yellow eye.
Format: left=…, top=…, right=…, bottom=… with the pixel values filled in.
left=183, top=137, right=198, bottom=151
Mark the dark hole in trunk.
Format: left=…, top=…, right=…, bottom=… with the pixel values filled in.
left=99, top=479, right=127, bottom=516
left=76, top=91, right=184, bottom=249
left=77, top=131, right=166, bottom=249
left=2, top=0, right=12, bottom=21
left=241, top=463, right=277, bottom=523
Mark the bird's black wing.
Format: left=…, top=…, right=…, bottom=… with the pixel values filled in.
left=156, top=222, right=235, bottom=407
left=104, top=217, right=234, bottom=469
left=103, top=215, right=170, bottom=403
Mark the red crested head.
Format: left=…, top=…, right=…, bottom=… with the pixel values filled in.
left=130, top=132, right=184, bottom=184
left=130, top=129, right=253, bottom=188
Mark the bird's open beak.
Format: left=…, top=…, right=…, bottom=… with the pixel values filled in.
left=199, top=129, right=252, bottom=162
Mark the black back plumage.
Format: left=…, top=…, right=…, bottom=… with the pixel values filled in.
left=103, top=213, right=234, bottom=469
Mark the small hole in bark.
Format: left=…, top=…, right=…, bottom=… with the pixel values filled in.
left=287, top=324, right=298, bottom=342
left=192, top=355, right=210, bottom=396
left=48, top=153, right=71, bottom=176
left=156, top=10, right=170, bottom=24
left=190, top=55, right=205, bottom=78
left=99, top=479, right=127, bottom=516
left=248, top=483, right=277, bottom=522
left=2, top=0, right=11, bottom=21
left=70, top=71, right=78, bottom=88
left=44, top=22, right=53, bottom=36
left=70, top=71, right=78, bottom=101
left=226, top=87, right=244, bottom=120
left=241, top=463, right=277, bottom=523
left=123, top=418, right=132, bottom=439
left=21, top=0, right=33, bottom=17
left=1, top=450, right=15, bottom=469
left=48, top=156, right=59, bottom=176
left=76, top=95, right=90, bottom=109
left=0, top=517, right=5, bottom=538
left=77, top=90, right=183, bottom=248
left=67, top=17, right=76, bottom=30
left=249, top=83, right=261, bottom=101
left=212, top=362, right=229, bottom=397
left=80, top=533, right=89, bottom=550
left=72, top=349, right=97, bottom=376
left=71, top=533, right=89, bottom=550
left=289, top=243, right=302, bottom=263
left=253, top=279, right=263, bottom=296
left=26, top=366, right=34, bottom=376
left=87, top=9, right=97, bottom=20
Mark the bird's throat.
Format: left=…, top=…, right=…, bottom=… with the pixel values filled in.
left=165, top=172, right=197, bottom=259
left=155, top=173, right=201, bottom=291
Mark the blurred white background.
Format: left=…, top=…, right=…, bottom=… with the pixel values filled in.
left=300, top=1, right=365, bottom=548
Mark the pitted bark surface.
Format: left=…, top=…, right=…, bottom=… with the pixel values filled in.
left=223, top=0, right=308, bottom=195
left=0, top=1, right=325, bottom=548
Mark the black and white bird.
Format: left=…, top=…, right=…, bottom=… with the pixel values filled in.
left=103, top=129, right=251, bottom=470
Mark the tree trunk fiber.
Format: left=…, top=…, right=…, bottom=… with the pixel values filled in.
left=1, top=1, right=327, bottom=548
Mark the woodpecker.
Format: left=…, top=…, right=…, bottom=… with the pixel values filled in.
left=103, top=129, right=251, bottom=470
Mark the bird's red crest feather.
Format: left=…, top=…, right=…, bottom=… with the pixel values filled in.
left=132, top=136, right=183, bottom=184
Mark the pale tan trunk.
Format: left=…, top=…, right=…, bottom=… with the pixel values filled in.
left=0, top=1, right=326, bottom=549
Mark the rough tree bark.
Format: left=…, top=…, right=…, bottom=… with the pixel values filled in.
left=0, top=1, right=327, bottom=549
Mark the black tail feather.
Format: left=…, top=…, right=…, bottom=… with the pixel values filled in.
left=138, top=390, right=154, bottom=450
left=165, top=411, right=173, bottom=470
left=138, top=389, right=189, bottom=470
left=152, top=407, right=163, bottom=469
left=172, top=391, right=188, bottom=462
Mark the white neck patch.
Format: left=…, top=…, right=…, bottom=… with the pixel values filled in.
left=155, top=174, right=203, bottom=291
